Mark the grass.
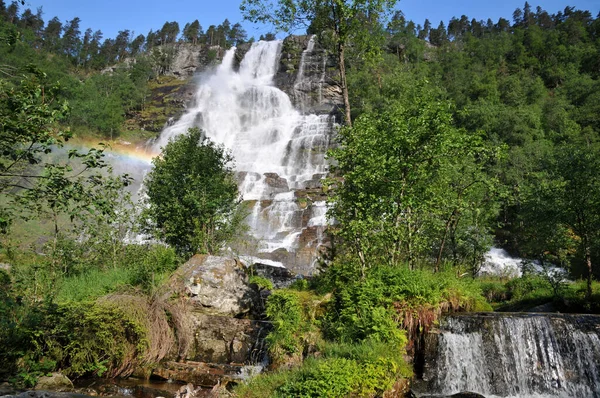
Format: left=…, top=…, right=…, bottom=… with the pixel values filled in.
left=477, top=274, right=600, bottom=313
left=55, top=267, right=135, bottom=302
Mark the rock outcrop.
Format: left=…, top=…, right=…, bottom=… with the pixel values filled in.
left=172, top=255, right=257, bottom=317
left=150, top=255, right=274, bottom=387
left=274, top=35, right=343, bottom=116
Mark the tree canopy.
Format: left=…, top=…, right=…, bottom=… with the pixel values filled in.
left=143, top=127, right=240, bottom=257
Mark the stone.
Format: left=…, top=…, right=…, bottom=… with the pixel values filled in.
left=251, top=261, right=296, bottom=289
left=262, top=173, right=289, bottom=195
left=171, top=255, right=257, bottom=317
left=2, top=393, right=91, bottom=398
left=152, top=361, right=247, bottom=388
left=34, top=373, right=73, bottom=392
left=187, top=314, right=266, bottom=364
left=273, top=35, right=343, bottom=116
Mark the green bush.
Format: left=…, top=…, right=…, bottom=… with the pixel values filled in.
left=249, top=275, right=274, bottom=291
left=265, top=290, right=322, bottom=363
left=55, top=267, right=134, bottom=302
left=235, top=339, right=411, bottom=398
left=128, top=245, right=179, bottom=291
left=277, top=357, right=360, bottom=397
left=322, top=263, right=490, bottom=343
left=2, top=299, right=150, bottom=386
left=506, top=274, right=553, bottom=301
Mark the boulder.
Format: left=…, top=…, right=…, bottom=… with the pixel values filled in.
left=171, top=255, right=257, bottom=317
left=152, top=361, right=248, bottom=388
left=251, top=261, right=296, bottom=289
left=34, top=373, right=73, bottom=392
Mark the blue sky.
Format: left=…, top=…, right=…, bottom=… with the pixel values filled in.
left=21, top=0, right=600, bottom=41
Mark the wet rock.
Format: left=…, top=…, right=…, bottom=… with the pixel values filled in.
left=262, top=173, right=289, bottom=195
left=250, top=261, right=296, bottom=289
left=2, top=393, right=90, bottom=398
left=152, top=361, right=247, bottom=388
left=174, top=383, right=199, bottom=398
left=273, top=35, right=343, bottom=116
left=411, top=393, right=486, bottom=398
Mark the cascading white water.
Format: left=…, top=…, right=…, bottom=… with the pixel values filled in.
left=481, top=247, right=569, bottom=281
left=151, top=40, right=335, bottom=267
left=420, top=313, right=600, bottom=397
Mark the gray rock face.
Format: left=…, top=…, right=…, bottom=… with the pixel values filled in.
left=172, top=255, right=257, bottom=317
left=189, top=314, right=267, bottom=364
left=168, top=43, right=226, bottom=78
left=151, top=255, right=268, bottom=386
left=102, top=43, right=225, bottom=79
left=273, top=35, right=343, bottom=116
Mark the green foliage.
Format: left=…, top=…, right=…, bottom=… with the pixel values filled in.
left=328, top=75, right=502, bottom=273
left=248, top=275, right=274, bottom=291
left=55, top=267, right=134, bottom=303
left=265, top=290, right=323, bottom=364
left=321, top=262, right=490, bottom=344
left=1, top=300, right=149, bottom=384
left=143, top=127, right=241, bottom=257
left=277, top=357, right=360, bottom=397
left=127, top=245, right=179, bottom=292
left=480, top=275, right=600, bottom=313
left=235, top=339, right=411, bottom=398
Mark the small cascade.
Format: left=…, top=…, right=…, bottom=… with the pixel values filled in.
left=480, top=247, right=523, bottom=277
left=294, top=35, right=316, bottom=113
left=417, top=313, right=600, bottom=397
left=481, top=247, right=569, bottom=280
left=151, top=40, right=337, bottom=273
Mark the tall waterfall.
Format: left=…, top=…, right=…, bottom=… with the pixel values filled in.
left=151, top=40, right=336, bottom=273
left=417, top=313, right=600, bottom=397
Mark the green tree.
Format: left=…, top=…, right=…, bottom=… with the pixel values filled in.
left=0, top=66, right=131, bottom=238
left=182, top=20, right=202, bottom=45
left=43, top=16, right=62, bottom=52
left=240, top=0, right=398, bottom=126
left=328, top=77, right=500, bottom=274
left=143, top=127, right=241, bottom=257
left=521, top=143, right=600, bottom=301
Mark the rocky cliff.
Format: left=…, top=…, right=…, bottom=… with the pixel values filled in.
left=274, top=35, right=343, bottom=117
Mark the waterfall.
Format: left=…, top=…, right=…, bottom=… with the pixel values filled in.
left=417, top=313, right=600, bottom=397
left=151, top=40, right=336, bottom=273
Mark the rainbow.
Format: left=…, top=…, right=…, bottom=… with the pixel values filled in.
left=69, top=138, right=159, bottom=165
left=106, top=145, right=158, bottom=164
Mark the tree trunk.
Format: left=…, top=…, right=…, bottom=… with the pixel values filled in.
left=435, top=210, right=457, bottom=272
left=337, top=42, right=352, bottom=127
left=584, top=238, right=593, bottom=303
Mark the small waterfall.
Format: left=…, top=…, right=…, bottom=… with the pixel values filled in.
left=417, top=313, right=600, bottom=397
left=294, top=35, right=316, bottom=113
left=151, top=40, right=336, bottom=272
left=481, top=247, right=568, bottom=280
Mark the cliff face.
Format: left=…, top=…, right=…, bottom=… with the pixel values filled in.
left=274, top=35, right=343, bottom=117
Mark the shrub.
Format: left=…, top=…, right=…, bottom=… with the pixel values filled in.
left=235, top=339, right=412, bottom=398
left=265, top=290, right=324, bottom=366
left=249, top=275, right=274, bottom=291
left=322, top=263, right=490, bottom=344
